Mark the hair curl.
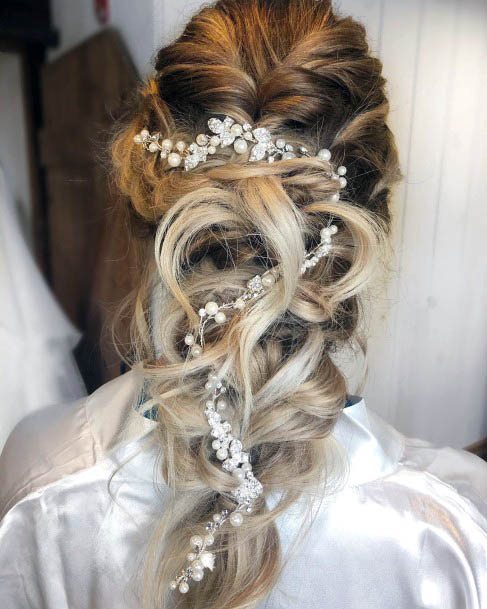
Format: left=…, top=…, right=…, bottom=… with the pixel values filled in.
left=111, top=1, right=400, bottom=608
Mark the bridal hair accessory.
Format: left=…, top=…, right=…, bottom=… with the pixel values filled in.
left=169, top=223, right=338, bottom=594
left=184, top=224, right=339, bottom=358
left=141, top=113, right=345, bottom=595
left=134, top=115, right=348, bottom=197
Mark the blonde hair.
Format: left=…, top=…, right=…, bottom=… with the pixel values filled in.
left=111, top=1, right=400, bottom=607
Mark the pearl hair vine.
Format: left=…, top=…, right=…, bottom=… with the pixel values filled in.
left=169, top=222, right=338, bottom=595
left=140, top=113, right=347, bottom=596
left=133, top=114, right=348, bottom=198
left=183, top=223, right=339, bottom=358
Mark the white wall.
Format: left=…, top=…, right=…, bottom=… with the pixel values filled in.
left=337, top=0, right=487, bottom=448
left=30, top=0, right=487, bottom=447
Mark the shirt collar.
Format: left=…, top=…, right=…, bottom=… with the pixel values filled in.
left=332, top=397, right=404, bottom=486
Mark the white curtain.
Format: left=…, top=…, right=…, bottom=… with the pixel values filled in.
left=0, top=166, right=86, bottom=451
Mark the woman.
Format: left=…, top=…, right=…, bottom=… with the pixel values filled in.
left=0, top=1, right=486, bottom=608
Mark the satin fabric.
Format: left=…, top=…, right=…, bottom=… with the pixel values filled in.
left=0, top=371, right=486, bottom=608
left=0, top=166, right=85, bottom=451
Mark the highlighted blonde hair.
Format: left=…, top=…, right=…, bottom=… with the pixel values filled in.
left=111, top=1, right=400, bottom=607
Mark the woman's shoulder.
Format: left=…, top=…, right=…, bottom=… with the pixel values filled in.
left=269, top=408, right=487, bottom=608
left=0, top=370, right=143, bottom=519
left=336, top=400, right=487, bottom=518
left=400, top=430, right=487, bottom=515
left=334, top=399, right=487, bottom=504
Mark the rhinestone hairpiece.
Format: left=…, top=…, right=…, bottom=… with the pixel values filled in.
left=133, top=115, right=348, bottom=194
left=140, top=115, right=346, bottom=595
left=168, top=223, right=338, bottom=594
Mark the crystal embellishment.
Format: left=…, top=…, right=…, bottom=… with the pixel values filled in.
left=233, top=475, right=264, bottom=504
left=249, top=127, right=274, bottom=161
left=208, top=116, right=236, bottom=147
left=134, top=115, right=349, bottom=178
left=246, top=275, right=264, bottom=294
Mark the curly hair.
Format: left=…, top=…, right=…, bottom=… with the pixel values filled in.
left=111, top=1, right=400, bottom=607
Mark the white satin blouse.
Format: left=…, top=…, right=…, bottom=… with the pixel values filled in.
left=0, top=370, right=486, bottom=609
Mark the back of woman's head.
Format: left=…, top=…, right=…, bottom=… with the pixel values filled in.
left=112, top=1, right=399, bottom=607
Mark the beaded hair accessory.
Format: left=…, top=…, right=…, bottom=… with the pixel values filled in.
left=134, top=115, right=348, bottom=197
left=136, top=116, right=344, bottom=594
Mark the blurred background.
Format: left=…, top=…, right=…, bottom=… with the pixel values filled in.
left=0, top=0, right=486, bottom=454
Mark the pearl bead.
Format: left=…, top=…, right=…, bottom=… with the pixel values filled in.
left=216, top=448, right=228, bottom=460
left=161, top=138, right=173, bottom=151
left=317, top=148, right=331, bottom=161
left=282, top=151, right=296, bottom=160
left=234, top=298, right=245, bottom=310
left=175, top=140, right=186, bottom=152
left=187, top=552, right=196, bottom=561
left=148, top=142, right=159, bottom=152
left=191, top=345, right=202, bottom=357
left=261, top=273, right=275, bottom=287
left=275, top=138, right=286, bottom=149
left=233, top=138, right=248, bottom=154
left=330, top=225, right=338, bottom=234
left=133, top=134, right=143, bottom=144
left=331, top=192, right=340, bottom=203
left=216, top=398, right=227, bottom=411
left=205, top=381, right=215, bottom=391
left=167, top=152, right=182, bottom=167
left=213, top=513, right=222, bottom=523
left=232, top=468, right=245, bottom=481
left=320, top=227, right=331, bottom=239
left=196, top=133, right=208, bottom=146
left=140, top=129, right=149, bottom=138
left=190, top=535, right=203, bottom=549
left=192, top=568, right=204, bottom=581
left=205, top=301, right=219, bottom=316
left=230, top=512, right=243, bottom=527
left=198, top=308, right=207, bottom=317
left=214, top=311, right=227, bottom=324
left=243, top=131, right=253, bottom=140
left=338, top=177, right=347, bottom=188
left=179, top=582, right=189, bottom=594
left=204, top=533, right=214, bottom=546
left=337, top=165, right=347, bottom=176
left=212, top=439, right=221, bottom=450
left=209, top=135, right=220, bottom=146
left=207, top=145, right=216, bottom=154
left=159, top=151, right=167, bottom=159
left=192, top=559, right=203, bottom=571
left=169, top=580, right=178, bottom=590
left=231, top=123, right=243, bottom=136
left=184, top=334, right=194, bottom=346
